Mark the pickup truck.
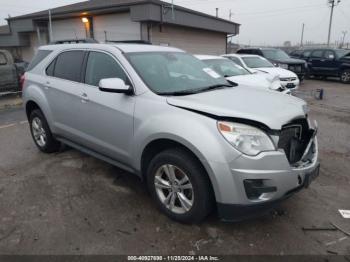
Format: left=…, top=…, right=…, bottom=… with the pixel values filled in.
left=299, top=48, right=350, bottom=84
left=0, top=50, right=27, bottom=94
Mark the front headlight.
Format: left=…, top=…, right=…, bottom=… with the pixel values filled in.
left=278, top=63, right=289, bottom=69
left=217, top=121, right=275, bottom=156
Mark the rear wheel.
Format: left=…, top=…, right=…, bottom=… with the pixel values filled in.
left=29, top=109, right=61, bottom=153
left=340, top=70, right=350, bottom=84
left=147, top=148, right=214, bottom=223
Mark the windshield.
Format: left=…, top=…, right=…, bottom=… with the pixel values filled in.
left=126, top=52, right=229, bottom=95
left=202, top=59, right=250, bottom=77
left=262, top=49, right=290, bottom=60
left=335, top=49, right=350, bottom=58
left=242, top=56, right=274, bottom=68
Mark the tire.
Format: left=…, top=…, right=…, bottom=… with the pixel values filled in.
left=29, top=109, right=61, bottom=153
left=340, top=69, right=350, bottom=84
left=146, top=148, right=214, bottom=223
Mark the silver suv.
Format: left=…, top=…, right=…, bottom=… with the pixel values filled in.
left=23, top=44, right=320, bottom=223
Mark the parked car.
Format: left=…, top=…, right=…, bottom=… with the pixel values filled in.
left=195, top=55, right=289, bottom=94
left=223, top=54, right=300, bottom=90
left=23, top=43, right=320, bottom=223
left=236, top=48, right=307, bottom=81
left=299, top=49, right=350, bottom=84
left=0, top=49, right=28, bottom=93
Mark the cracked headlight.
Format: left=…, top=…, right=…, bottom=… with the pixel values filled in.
left=218, top=121, right=275, bottom=156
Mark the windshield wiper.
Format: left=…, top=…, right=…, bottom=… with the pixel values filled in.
left=197, top=83, right=235, bottom=93
left=157, top=83, right=235, bottom=96
left=158, top=90, right=198, bottom=96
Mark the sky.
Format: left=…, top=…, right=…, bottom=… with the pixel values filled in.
left=0, top=0, right=349, bottom=45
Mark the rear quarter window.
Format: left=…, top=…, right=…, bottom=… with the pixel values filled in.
left=26, top=50, right=52, bottom=71
left=53, top=51, right=85, bottom=82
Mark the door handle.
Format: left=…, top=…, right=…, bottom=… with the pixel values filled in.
left=81, top=93, right=89, bottom=103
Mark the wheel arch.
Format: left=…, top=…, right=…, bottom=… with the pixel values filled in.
left=25, top=100, right=41, bottom=119
left=140, top=138, right=218, bottom=202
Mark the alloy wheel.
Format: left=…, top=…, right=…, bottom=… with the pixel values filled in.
left=154, top=164, right=194, bottom=214
left=341, top=71, right=350, bottom=83
left=31, top=117, right=47, bottom=147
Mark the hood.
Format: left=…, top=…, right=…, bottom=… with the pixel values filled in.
left=269, top=58, right=305, bottom=64
left=255, top=67, right=298, bottom=78
left=166, top=87, right=307, bottom=130
left=226, top=74, right=271, bottom=89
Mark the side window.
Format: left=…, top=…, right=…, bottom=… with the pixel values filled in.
left=324, top=50, right=335, bottom=60
left=26, top=50, right=52, bottom=71
left=229, top=57, right=244, bottom=67
left=311, top=50, right=324, bottom=58
left=85, top=51, right=129, bottom=87
left=54, top=51, right=85, bottom=82
left=302, top=50, right=311, bottom=58
left=254, top=50, right=262, bottom=56
left=46, top=59, right=56, bottom=76
left=0, top=52, right=7, bottom=65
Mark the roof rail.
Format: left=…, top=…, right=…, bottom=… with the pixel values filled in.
left=106, top=40, right=152, bottom=45
left=50, top=38, right=99, bottom=44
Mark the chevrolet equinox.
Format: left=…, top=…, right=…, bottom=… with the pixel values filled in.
left=23, top=44, right=320, bottom=223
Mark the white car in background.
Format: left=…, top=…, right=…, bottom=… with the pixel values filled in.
left=222, top=54, right=300, bottom=90
left=195, top=55, right=290, bottom=94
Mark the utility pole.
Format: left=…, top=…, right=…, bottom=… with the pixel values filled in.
left=229, top=9, right=233, bottom=21
left=341, top=30, right=347, bottom=48
left=48, top=9, right=53, bottom=42
left=216, top=8, right=219, bottom=18
left=327, top=0, right=341, bottom=47
left=300, top=23, right=305, bottom=47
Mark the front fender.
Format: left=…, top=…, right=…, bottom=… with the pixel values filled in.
left=131, top=99, right=242, bottom=202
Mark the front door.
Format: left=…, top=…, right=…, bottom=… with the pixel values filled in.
left=319, top=50, right=339, bottom=76
left=308, top=50, right=324, bottom=75
left=79, top=51, right=135, bottom=165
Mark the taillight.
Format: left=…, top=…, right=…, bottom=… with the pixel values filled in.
left=20, top=74, right=25, bottom=90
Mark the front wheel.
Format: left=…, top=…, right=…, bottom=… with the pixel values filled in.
left=340, top=70, right=350, bottom=84
left=147, top=148, right=214, bottom=223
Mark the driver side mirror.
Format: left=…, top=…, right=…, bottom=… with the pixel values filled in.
left=99, top=78, right=133, bottom=95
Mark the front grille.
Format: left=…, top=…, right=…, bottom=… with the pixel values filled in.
left=280, top=77, right=297, bottom=81
left=278, top=119, right=313, bottom=165
left=288, top=64, right=304, bottom=73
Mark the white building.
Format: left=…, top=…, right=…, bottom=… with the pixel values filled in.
left=0, top=0, right=240, bottom=61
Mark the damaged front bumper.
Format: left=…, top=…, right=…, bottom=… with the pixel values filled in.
left=216, top=125, right=320, bottom=222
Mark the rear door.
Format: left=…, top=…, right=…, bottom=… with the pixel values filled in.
left=79, top=50, right=135, bottom=165
left=308, top=50, right=324, bottom=75
left=45, top=50, right=87, bottom=143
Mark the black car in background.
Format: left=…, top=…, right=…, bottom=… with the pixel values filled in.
left=293, top=48, right=350, bottom=84
left=236, top=48, right=307, bottom=81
